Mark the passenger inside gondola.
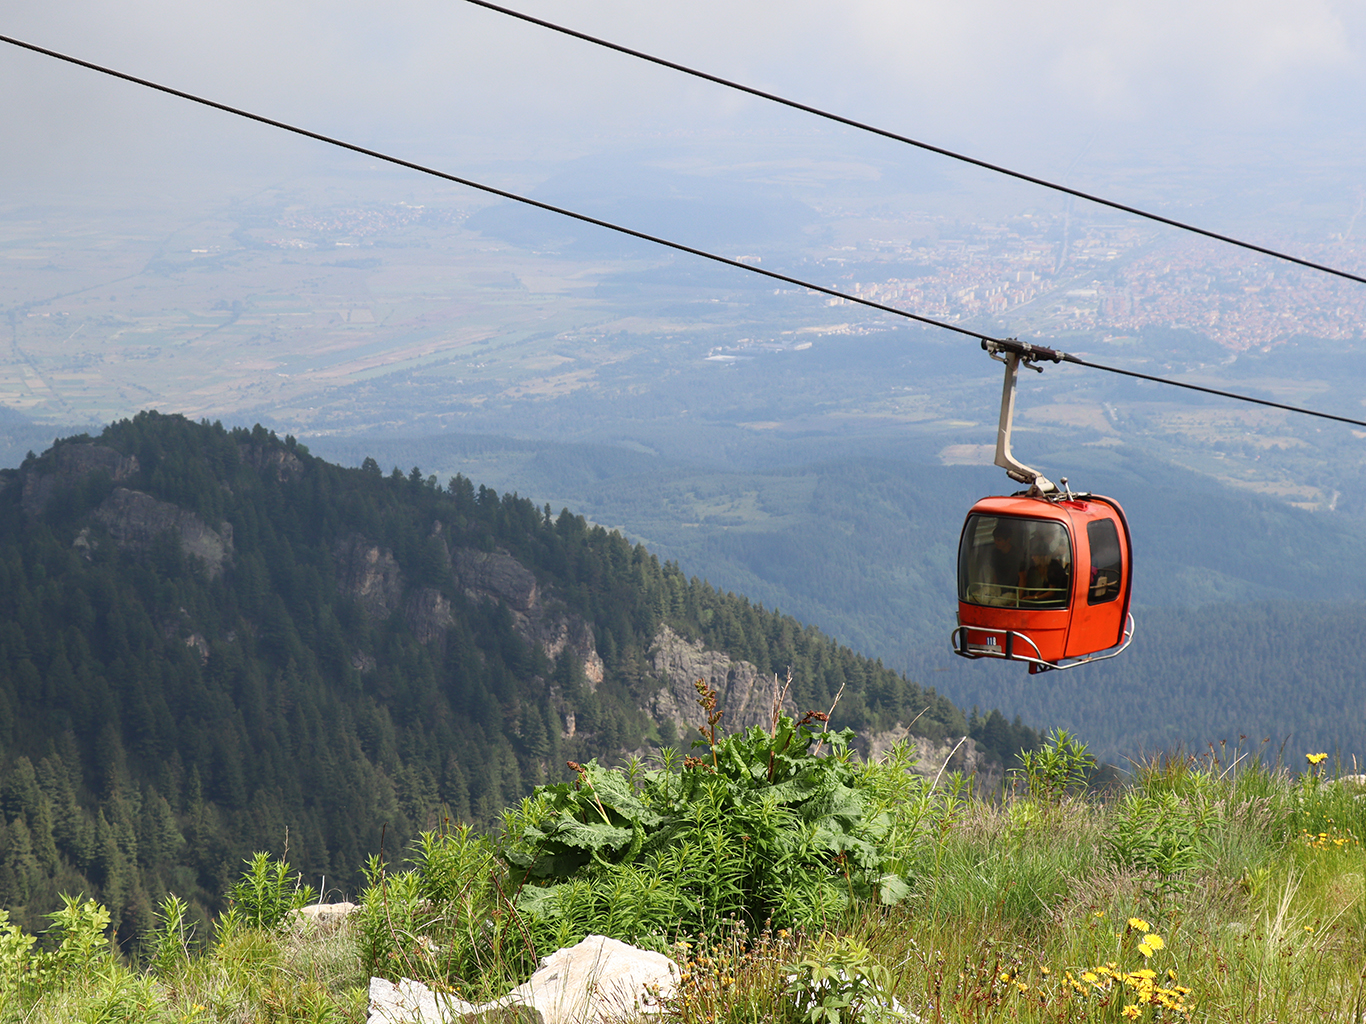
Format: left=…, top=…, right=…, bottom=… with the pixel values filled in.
left=989, top=522, right=1027, bottom=602
left=1023, top=545, right=1069, bottom=606
left=959, top=514, right=1072, bottom=609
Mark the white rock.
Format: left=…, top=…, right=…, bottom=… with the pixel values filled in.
left=366, top=935, right=677, bottom=1024
left=510, top=935, right=677, bottom=1024
left=294, top=902, right=358, bottom=930
left=369, top=977, right=456, bottom=1024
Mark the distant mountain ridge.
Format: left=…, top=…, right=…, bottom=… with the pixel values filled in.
left=0, top=412, right=1032, bottom=950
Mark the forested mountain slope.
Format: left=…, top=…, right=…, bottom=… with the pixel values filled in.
left=0, top=413, right=1029, bottom=949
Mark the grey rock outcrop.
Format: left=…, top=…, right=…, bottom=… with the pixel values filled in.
left=367, top=935, right=678, bottom=1024
left=21, top=443, right=139, bottom=516
left=452, top=546, right=603, bottom=687
left=647, top=624, right=796, bottom=734
left=93, top=487, right=233, bottom=577
left=238, top=442, right=304, bottom=482
left=854, top=725, right=990, bottom=783
left=336, top=536, right=406, bottom=620
left=407, top=588, right=455, bottom=645
left=530, top=616, right=603, bottom=689
left=452, top=547, right=538, bottom=612
left=333, top=536, right=604, bottom=688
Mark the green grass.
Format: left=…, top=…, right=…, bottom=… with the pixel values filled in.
left=3, top=742, right=1366, bottom=1022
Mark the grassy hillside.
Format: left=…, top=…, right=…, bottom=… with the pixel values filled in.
left=1, top=731, right=1363, bottom=1023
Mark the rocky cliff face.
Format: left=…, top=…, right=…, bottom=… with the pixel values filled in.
left=19, top=442, right=234, bottom=577
left=646, top=624, right=797, bottom=735
left=450, top=546, right=603, bottom=687
left=335, top=535, right=406, bottom=620
left=237, top=443, right=303, bottom=483
left=334, top=531, right=604, bottom=687
left=93, top=487, right=234, bottom=577
left=853, top=724, right=992, bottom=783
left=451, top=546, right=538, bottom=612
left=21, top=443, right=139, bottom=517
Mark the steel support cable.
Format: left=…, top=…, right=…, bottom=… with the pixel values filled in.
left=1060, top=354, right=1366, bottom=428
left=3, top=33, right=1365, bottom=430
left=987, top=339, right=1366, bottom=428
left=457, top=0, right=1366, bottom=290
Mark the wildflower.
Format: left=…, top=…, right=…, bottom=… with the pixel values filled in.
left=1122, top=1005, right=1141, bottom=1019
left=1143, top=933, right=1165, bottom=951
left=1306, top=752, right=1328, bottom=765
left=1128, top=917, right=1150, bottom=931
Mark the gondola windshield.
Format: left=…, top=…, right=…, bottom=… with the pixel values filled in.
left=958, top=515, right=1071, bottom=609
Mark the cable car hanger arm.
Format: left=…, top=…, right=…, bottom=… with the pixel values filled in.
left=983, top=340, right=1056, bottom=496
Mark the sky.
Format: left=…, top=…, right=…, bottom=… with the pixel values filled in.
left=4, top=0, right=1366, bottom=205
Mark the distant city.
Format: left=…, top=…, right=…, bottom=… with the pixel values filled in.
left=817, top=213, right=1366, bottom=351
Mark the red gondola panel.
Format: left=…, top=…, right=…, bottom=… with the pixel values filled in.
left=955, top=494, right=1132, bottom=667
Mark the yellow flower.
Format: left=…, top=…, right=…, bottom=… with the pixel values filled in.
left=1307, top=752, right=1328, bottom=765
left=1094, top=910, right=1105, bottom=918
left=1016, top=981, right=1029, bottom=993
left=1142, top=933, right=1165, bottom=951
left=1122, top=1005, right=1142, bottom=1019
left=1128, top=917, right=1150, bottom=931
left=1083, top=971, right=1100, bottom=984
left=1137, top=942, right=1154, bottom=957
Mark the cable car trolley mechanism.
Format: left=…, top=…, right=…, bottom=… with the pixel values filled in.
left=951, top=339, right=1134, bottom=673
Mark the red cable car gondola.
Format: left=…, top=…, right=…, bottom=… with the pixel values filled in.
left=950, top=340, right=1134, bottom=672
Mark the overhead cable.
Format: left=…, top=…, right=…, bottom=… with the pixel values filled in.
left=984, top=338, right=1366, bottom=428
left=3, top=33, right=1364, bottom=430
left=457, top=0, right=1366, bottom=289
